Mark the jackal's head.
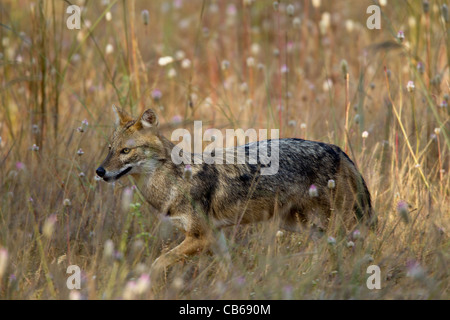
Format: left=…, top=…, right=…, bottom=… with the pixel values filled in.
left=96, top=105, right=166, bottom=182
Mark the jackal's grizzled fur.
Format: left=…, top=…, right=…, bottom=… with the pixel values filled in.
left=97, top=106, right=374, bottom=275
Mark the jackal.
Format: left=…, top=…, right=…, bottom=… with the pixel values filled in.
left=96, top=106, right=374, bottom=275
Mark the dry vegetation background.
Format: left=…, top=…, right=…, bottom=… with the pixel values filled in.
left=0, top=0, right=449, bottom=300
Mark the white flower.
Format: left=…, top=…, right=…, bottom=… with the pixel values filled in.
left=181, top=59, right=191, bottom=69
left=167, top=68, right=177, bottom=78
left=327, top=179, right=336, bottom=189
left=406, top=81, right=415, bottom=93
left=105, top=44, right=114, bottom=55
left=158, top=56, right=174, bottom=66
left=362, top=131, right=369, bottom=139
left=309, top=185, right=318, bottom=197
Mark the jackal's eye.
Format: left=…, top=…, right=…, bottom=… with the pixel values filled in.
left=121, top=148, right=131, bottom=154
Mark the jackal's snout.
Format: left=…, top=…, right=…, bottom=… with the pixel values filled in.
left=96, top=166, right=106, bottom=177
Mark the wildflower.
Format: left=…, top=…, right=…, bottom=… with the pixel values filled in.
left=16, top=162, right=25, bottom=171
left=309, top=185, right=318, bottom=197
left=327, top=236, right=336, bottom=245
left=172, top=277, right=184, bottom=290
left=63, top=199, right=72, bottom=207
left=434, top=128, right=441, bottom=135
left=251, top=43, right=260, bottom=55
left=293, top=17, right=301, bottom=28
left=105, top=11, right=112, bottom=21
left=345, top=19, right=354, bottom=33
left=281, top=64, right=289, bottom=74
left=173, top=0, right=183, bottom=9
left=31, top=144, right=39, bottom=152
left=300, top=123, right=307, bottom=129
left=78, top=172, right=85, bottom=178
left=352, top=229, right=361, bottom=240
left=172, top=115, right=182, bottom=124
left=327, top=179, right=336, bottom=190
left=43, top=214, right=57, bottom=238
left=226, top=4, right=237, bottom=16
left=323, top=79, right=333, bottom=92
left=141, top=10, right=149, bottom=25
left=175, top=50, right=185, bottom=60
left=283, top=285, right=293, bottom=300
left=184, top=164, right=193, bottom=180
left=94, top=175, right=102, bottom=181
left=312, top=0, right=321, bottom=8
left=362, top=131, right=369, bottom=139
left=167, top=68, right=177, bottom=78
left=440, top=100, right=448, bottom=109
left=340, top=59, right=348, bottom=78
left=32, top=124, right=40, bottom=135
left=123, top=280, right=137, bottom=300
left=288, top=120, right=297, bottom=127
left=121, top=187, right=133, bottom=211
left=286, top=4, right=295, bottom=17
left=77, top=148, right=84, bottom=156
left=181, top=58, right=191, bottom=69
left=273, top=48, right=280, bottom=57
left=276, top=230, right=284, bottom=238
left=239, top=82, right=248, bottom=94
left=347, top=241, right=355, bottom=248
left=105, top=44, right=114, bottom=55
left=406, top=260, right=425, bottom=280
left=273, top=1, right=279, bottom=11
left=246, top=57, right=255, bottom=68
left=221, top=60, right=230, bottom=71
left=103, top=240, right=114, bottom=259
left=78, top=119, right=89, bottom=133
left=158, top=56, right=174, bottom=66
left=397, top=201, right=410, bottom=224
left=135, top=274, right=151, bottom=295
left=152, top=89, right=162, bottom=102
left=406, top=81, right=415, bottom=93
left=417, top=62, right=425, bottom=74
left=319, top=13, right=330, bottom=35
left=397, top=30, right=405, bottom=42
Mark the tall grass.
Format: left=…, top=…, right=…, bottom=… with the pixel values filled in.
left=0, top=0, right=448, bottom=299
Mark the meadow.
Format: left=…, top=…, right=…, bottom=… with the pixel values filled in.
left=0, top=0, right=448, bottom=300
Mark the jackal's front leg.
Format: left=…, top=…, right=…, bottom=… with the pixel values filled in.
left=150, top=234, right=212, bottom=278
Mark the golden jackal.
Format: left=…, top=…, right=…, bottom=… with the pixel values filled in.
left=97, top=106, right=374, bottom=275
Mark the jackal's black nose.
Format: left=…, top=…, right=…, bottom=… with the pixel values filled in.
left=96, top=167, right=106, bottom=177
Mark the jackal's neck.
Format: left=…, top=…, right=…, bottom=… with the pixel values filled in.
left=133, top=133, right=186, bottom=214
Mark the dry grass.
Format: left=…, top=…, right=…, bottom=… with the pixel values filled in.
left=0, top=0, right=448, bottom=300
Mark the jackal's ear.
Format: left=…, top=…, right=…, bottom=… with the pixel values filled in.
left=139, top=109, right=159, bottom=129
left=112, top=104, right=133, bottom=126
